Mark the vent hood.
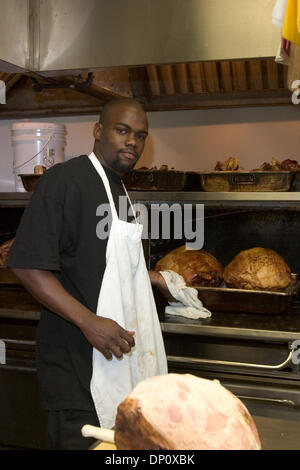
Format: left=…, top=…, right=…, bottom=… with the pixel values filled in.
left=0, top=0, right=280, bottom=74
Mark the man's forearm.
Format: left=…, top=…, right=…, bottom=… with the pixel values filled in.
left=11, top=268, right=135, bottom=359
left=148, top=270, right=175, bottom=302
left=11, top=268, right=93, bottom=328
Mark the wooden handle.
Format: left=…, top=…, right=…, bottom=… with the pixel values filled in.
left=81, top=425, right=115, bottom=443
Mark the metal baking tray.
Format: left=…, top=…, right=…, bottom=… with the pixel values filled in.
left=0, top=285, right=40, bottom=310
left=198, top=171, right=296, bottom=192
left=0, top=266, right=20, bottom=284
left=196, top=274, right=300, bottom=314
left=123, top=170, right=186, bottom=191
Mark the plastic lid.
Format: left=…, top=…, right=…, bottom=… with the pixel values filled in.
left=11, top=122, right=66, bottom=131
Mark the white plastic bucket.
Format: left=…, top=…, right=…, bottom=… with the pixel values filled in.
left=11, top=122, right=67, bottom=192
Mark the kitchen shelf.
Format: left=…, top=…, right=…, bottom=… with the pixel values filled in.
left=0, top=192, right=32, bottom=208
left=161, top=306, right=300, bottom=343
left=2, top=191, right=300, bottom=209
left=130, top=191, right=300, bottom=209
left=130, top=191, right=300, bottom=201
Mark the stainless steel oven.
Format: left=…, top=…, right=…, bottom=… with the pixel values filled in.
left=130, top=190, right=300, bottom=450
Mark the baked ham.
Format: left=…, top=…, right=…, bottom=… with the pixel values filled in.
left=155, top=245, right=223, bottom=287
left=224, top=247, right=292, bottom=291
left=115, top=373, right=261, bottom=450
left=0, top=238, right=15, bottom=266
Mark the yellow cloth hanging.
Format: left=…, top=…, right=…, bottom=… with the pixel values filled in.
left=297, top=0, right=300, bottom=32
left=283, top=0, right=300, bottom=46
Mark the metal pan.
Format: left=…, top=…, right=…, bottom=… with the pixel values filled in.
left=197, top=171, right=296, bottom=192
left=123, top=170, right=186, bottom=191
left=0, top=266, right=20, bottom=285
left=196, top=274, right=300, bottom=314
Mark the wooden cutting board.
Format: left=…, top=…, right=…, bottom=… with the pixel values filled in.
left=93, top=441, right=117, bottom=450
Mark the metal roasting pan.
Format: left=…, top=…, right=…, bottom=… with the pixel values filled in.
left=123, top=169, right=187, bottom=191
left=197, top=171, right=296, bottom=192
left=196, top=274, right=300, bottom=314
left=0, top=266, right=20, bottom=284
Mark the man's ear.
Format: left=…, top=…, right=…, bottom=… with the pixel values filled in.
left=93, top=122, right=103, bottom=140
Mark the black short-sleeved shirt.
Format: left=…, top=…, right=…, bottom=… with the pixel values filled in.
left=7, top=154, right=132, bottom=411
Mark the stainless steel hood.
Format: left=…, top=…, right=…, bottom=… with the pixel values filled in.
left=0, top=0, right=281, bottom=74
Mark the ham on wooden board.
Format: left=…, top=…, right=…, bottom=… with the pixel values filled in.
left=115, top=373, right=261, bottom=450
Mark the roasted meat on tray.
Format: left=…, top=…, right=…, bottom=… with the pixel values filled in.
left=224, top=247, right=292, bottom=291
left=0, top=237, right=15, bottom=266
left=214, top=157, right=239, bottom=171
left=155, top=245, right=223, bottom=287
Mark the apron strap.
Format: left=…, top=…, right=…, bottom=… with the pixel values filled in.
left=89, top=152, right=137, bottom=223
left=89, top=153, right=118, bottom=220
left=122, top=183, right=138, bottom=224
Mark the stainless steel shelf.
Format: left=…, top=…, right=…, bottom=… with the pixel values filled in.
left=1, top=191, right=300, bottom=208
left=129, top=191, right=300, bottom=202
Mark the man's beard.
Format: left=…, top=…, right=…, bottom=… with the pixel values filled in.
left=114, top=154, right=138, bottom=174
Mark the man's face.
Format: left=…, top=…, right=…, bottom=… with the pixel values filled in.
left=94, top=104, right=148, bottom=176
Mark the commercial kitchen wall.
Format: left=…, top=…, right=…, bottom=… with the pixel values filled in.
left=0, top=105, right=300, bottom=191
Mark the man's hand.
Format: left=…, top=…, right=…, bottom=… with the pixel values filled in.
left=148, top=270, right=175, bottom=302
left=11, top=268, right=135, bottom=361
left=80, top=315, right=135, bottom=360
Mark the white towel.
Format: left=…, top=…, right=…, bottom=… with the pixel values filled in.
left=272, top=0, right=288, bottom=27
left=159, top=270, right=212, bottom=320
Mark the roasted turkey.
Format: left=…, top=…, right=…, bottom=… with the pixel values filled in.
left=224, top=247, right=292, bottom=291
left=155, top=245, right=223, bottom=287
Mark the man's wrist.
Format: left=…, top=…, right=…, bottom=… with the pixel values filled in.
left=148, top=270, right=161, bottom=287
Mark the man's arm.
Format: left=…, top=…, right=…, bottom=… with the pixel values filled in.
left=11, top=268, right=135, bottom=360
left=148, top=270, right=175, bottom=302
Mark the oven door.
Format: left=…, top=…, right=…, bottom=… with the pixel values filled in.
left=163, top=332, right=300, bottom=450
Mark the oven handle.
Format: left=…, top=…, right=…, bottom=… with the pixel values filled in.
left=237, top=396, right=296, bottom=407
left=166, top=343, right=296, bottom=371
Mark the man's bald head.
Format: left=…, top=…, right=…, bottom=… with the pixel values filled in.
left=99, top=98, right=147, bottom=126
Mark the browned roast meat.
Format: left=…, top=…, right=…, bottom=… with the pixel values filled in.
left=0, top=238, right=15, bottom=266
left=155, top=245, right=223, bottom=287
left=280, top=159, right=300, bottom=172
left=115, top=373, right=261, bottom=450
left=214, top=157, right=239, bottom=171
left=224, top=247, right=292, bottom=291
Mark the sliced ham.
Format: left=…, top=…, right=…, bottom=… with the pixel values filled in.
left=115, top=373, right=261, bottom=450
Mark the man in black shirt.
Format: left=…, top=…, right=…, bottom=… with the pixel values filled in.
left=8, top=98, right=170, bottom=450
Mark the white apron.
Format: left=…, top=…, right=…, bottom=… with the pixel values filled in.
left=89, top=153, right=168, bottom=429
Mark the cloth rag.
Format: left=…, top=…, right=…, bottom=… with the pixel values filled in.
left=272, top=0, right=288, bottom=27
left=159, top=270, right=212, bottom=320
